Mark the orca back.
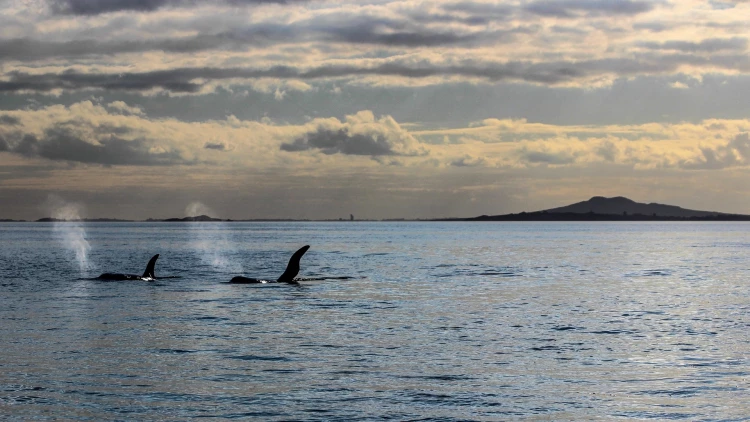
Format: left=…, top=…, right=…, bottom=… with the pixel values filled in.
left=276, top=245, right=310, bottom=283
left=98, top=273, right=128, bottom=281
left=229, top=276, right=268, bottom=284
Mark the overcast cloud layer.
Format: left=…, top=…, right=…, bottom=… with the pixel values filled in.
left=2, top=0, right=750, bottom=219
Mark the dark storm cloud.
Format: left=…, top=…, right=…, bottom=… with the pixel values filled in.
left=524, top=0, right=654, bottom=18
left=49, top=0, right=309, bottom=15
left=281, top=128, right=396, bottom=156
left=0, top=125, right=187, bottom=166
left=681, top=133, right=750, bottom=170
left=0, top=114, right=21, bottom=126
left=638, top=37, right=748, bottom=53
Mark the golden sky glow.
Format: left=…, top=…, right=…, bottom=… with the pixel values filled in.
left=2, top=0, right=750, bottom=219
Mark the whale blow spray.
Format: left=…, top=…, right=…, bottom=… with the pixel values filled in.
left=47, top=195, right=92, bottom=274
left=186, top=202, right=242, bottom=274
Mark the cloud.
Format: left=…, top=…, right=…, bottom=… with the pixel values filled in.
left=524, top=0, right=654, bottom=18
left=281, top=111, right=429, bottom=157
left=204, top=140, right=233, bottom=151
left=638, top=37, right=748, bottom=53
left=0, top=0, right=746, bottom=98
left=0, top=26, right=304, bottom=62
left=0, top=101, right=439, bottom=169
left=308, top=14, right=496, bottom=47
left=107, top=101, right=144, bottom=115
left=0, top=101, right=253, bottom=169
left=7, top=53, right=743, bottom=94
left=633, top=21, right=671, bottom=32
left=0, top=19, right=499, bottom=64
left=450, top=154, right=487, bottom=167
left=0, top=128, right=187, bottom=166
left=441, top=2, right=515, bottom=21
left=48, top=0, right=308, bottom=15
left=0, top=70, right=190, bottom=93
left=519, top=149, right=578, bottom=165
left=49, top=0, right=171, bottom=14
left=0, top=115, right=21, bottom=126
left=595, top=140, right=619, bottom=161
left=282, top=128, right=395, bottom=155
left=669, top=81, right=689, bottom=89
left=681, top=133, right=750, bottom=169
left=709, top=0, right=740, bottom=9
left=7, top=99, right=750, bottom=176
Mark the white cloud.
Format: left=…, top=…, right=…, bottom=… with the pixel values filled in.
left=107, top=101, right=145, bottom=115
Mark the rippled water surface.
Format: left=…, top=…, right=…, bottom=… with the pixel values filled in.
left=1, top=222, right=749, bottom=420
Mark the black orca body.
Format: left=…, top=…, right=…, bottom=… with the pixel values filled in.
left=97, top=254, right=160, bottom=281
left=230, top=245, right=310, bottom=284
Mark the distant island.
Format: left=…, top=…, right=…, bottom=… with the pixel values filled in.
left=149, top=215, right=229, bottom=222
left=446, top=196, right=750, bottom=221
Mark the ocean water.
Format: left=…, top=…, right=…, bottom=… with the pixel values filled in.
left=1, top=221, right=749, bottom=420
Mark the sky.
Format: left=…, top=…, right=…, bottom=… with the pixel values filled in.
left=2, top=0, right=750, bottom=220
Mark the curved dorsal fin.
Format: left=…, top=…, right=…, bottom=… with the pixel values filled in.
left=142, top=254, right=159, bottom=278
left=276, top=245, right=310, bottom=284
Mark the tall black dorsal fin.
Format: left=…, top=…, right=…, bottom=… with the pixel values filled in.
left=276, top=245, right=310, bottom=284
left=142, top=254, right=159, bottom=278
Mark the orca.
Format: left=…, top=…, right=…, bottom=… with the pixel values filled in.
left=96, top=254, right=161, bottom=281
left=229, top=245, right=310, bottom=284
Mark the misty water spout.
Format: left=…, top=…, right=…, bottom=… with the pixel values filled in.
left=47, top=195, right=92, bottom=275
left=186, top=202, right=242, bottom=274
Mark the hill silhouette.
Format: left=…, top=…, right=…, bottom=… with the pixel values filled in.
left=455, top=196, right=750, bottom=221
left=545, top=196, right=725, bottom=218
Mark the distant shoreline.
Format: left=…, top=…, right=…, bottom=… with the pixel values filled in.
left=4, top=212, right=750, bottom=223
left=6, top=196, right=750, bottom=223
left=436, top=211, right=750, bottom=222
